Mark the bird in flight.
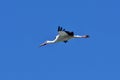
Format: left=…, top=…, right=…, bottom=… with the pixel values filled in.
left=40, top=26, right=89, bottom=47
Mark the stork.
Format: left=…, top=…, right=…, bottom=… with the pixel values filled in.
left=40, top=26, right=89, bottom=46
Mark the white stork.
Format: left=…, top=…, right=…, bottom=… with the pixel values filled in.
left=40, top=26, right=89, bottom=46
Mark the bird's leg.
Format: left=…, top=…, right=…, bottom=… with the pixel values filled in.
left=63, top=40, right=68, bottom=43
left=81, top=35, right=89, bottom=38
left=74, top=35, right=89, bottom=38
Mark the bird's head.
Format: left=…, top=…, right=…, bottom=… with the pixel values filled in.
left=40, top=40, right=52, bottom=47
left=40, top=41, right=47, bottom=47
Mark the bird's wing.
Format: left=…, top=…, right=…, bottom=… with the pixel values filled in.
left=57, top=26, right=74, bottom=36
left=58, top=26, right=68, bottom=36
left=58, top=31, right=68, bottom=37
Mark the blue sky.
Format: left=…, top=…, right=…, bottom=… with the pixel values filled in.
left=0, top=0, right=120, bottom=80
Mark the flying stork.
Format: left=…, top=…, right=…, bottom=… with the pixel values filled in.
left=40, top=26, right=89, bottom=46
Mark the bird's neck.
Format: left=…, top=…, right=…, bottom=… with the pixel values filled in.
left=47, top=40, right=55, bottom=44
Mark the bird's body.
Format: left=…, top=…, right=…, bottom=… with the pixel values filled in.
left=40, top=26, right=89, bottom=46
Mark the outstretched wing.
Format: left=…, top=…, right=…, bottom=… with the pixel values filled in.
left=58, top=26, right=68, bottom=36
left=58, top=26, right=74, bottom=36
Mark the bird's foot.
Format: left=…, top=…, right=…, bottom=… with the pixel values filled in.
left=82, top=35, right=90, bottom=38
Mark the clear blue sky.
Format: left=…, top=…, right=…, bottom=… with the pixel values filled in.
left=0, top=0, right=120, bottom=80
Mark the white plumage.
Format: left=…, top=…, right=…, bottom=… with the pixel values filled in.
left=40, top=26, right=89, bottom=46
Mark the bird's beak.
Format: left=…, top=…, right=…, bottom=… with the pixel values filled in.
left=39, top=42, right=47, bottom=47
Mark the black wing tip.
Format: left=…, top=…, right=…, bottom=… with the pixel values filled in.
left=58, top=26, right=60, bottom=31
left=58, top=26, right=63, bottom=31
left=58, top=26, right=66, bottom=31
left=65, top=31, right=74, bottom=36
